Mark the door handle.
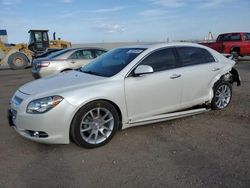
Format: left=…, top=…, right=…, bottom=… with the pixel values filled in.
left=170, top=74, right=181, bottom=79
left=71, top=61, right=76, bottom=64
left=212, top=67, right=220, bottom=71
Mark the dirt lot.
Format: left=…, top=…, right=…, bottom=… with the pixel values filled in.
left=0, top=61, right=249, bottom=188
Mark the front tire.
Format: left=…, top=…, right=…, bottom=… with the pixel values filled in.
left=70, top=101, right=119, bottom=148
left=8, top=52, right=29, bottom=69
left=211, top=81, right=232, bottom=110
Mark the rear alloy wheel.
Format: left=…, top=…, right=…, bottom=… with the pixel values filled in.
left=212, top=81, right=232, bottom=110
left=70, top=101, right=119, bottom=148
left=8, top=52, right=29, bottom=69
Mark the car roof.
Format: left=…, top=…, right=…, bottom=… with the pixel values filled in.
left=66, top=47, right=108, bottom=51
left=118, top=42, right=208, bottom=50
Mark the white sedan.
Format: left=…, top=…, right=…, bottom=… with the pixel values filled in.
left=8, top=43, right=240, bottom=148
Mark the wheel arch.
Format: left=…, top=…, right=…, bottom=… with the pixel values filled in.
left=230, top=46, right=240, bottom=55
left=211, top=80, right=232, bottom=110
left=208, top=68, right=237, bottom=103
left=70, top=99, right=123, bottom=131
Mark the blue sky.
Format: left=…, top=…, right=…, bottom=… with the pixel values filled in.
left=1, top=0, right=250, bottom=43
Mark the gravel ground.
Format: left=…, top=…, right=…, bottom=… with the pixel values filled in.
left=0, top=60, right=249, bottom=188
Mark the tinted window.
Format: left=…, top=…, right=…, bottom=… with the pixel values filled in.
left=244, top=33, right=250, bottom=40
left=217, top=33, right=241, bottom=42
left=80, top=48, right=145, bottom=77
left=140, top=48, right=176, bottom=72
left=69, top=50, right=93, bottom=59
left=177, top=47, right=215, bottom=66
left=34, top=32, right=42, bottom=42
left=43, top=32, right=48, bottom=41
left=95, top=50, right=106, bottom=57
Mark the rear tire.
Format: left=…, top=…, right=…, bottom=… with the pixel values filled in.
left=231, top=50, right=239, bottom=61
left=8, top=52, right=29, bottom=70
left=211, top=81, right=232, bottom=110
left=70, top=101, right=119, bottom=148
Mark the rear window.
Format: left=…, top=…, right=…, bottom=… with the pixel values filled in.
left=217, top=33, right=241, bottom=42
left=177, top=47, right=215, bottom=66
left=46, top=49, right=72, bottom=59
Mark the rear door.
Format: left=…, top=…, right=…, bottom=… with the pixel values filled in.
left=125, top=48, right=183, bottom=122
left=175, top=46, right=222, bottom=108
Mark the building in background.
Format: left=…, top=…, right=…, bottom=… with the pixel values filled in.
left=0, top=30, right=8, bottom=43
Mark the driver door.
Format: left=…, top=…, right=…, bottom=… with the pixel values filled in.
left=124, top=48, right=183, bottom=122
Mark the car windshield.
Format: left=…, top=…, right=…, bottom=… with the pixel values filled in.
left=80, top=48, right=146, bottom=77
left=46, top=49, right=73, bottom=59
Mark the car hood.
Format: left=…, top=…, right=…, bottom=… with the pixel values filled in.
left=19, top=71, right=105, bottom=95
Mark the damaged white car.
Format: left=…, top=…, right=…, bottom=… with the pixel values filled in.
left=8, top=43, right=240, bottom=148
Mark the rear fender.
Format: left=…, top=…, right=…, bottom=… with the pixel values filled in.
left=208, top=67, right=241, bottom=102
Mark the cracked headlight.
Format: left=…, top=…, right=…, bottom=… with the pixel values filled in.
left=27, top=96, right=63, bottom=114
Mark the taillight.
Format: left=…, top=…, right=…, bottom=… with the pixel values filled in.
left=38, top=61, right=50, bottom=67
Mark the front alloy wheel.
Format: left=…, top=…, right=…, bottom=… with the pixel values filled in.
left=70, top=101, right=119, bottom=148
left=212, top=81, right=232, bottom=110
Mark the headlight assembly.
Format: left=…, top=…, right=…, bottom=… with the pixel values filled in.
left=27, top=96, right=63, bottom=114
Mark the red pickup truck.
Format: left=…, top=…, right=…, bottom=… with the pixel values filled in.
left=200, top=32, right=250, bottom=58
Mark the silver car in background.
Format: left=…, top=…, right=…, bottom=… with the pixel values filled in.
left=32, top=47, right=107, bottom=79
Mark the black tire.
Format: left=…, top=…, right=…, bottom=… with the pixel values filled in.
left=211, top=81, right=232, bottom=110
left=70, top=100, right=119, bottom=148
left=8, top=52, right=29, bottom=70
left=231, top=51, right=239, bottom=61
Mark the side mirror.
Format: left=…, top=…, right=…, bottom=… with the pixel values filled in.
left=133, top=65, right=153, bottom=76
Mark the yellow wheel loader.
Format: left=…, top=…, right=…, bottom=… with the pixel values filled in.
left=0, top=30, right=71, bottom=69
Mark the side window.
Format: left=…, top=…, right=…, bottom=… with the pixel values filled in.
left=95, top=50, right=106, bottom=57
left=230, top=33, right=241, bottom=41
left=69, top=50, right=81, bottom=59
left=82, top=50, right=94, bottom=59
left=34, top=32, right=42, bottom=42
left=244, top=33, right=250, bottom=40
left=69, top=50, right=94, bottom=59
left=218, top=33, right=241, bottom=42
left=43, top=32, right=48, bottom=41
left=140, top=48, right=176, bottom=72
left=177, top=47, right=215, bottom=67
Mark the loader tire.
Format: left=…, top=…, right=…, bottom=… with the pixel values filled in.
left=0, top=49, right=4, bottom=60
left=8, top=52, right=29, bottom=70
